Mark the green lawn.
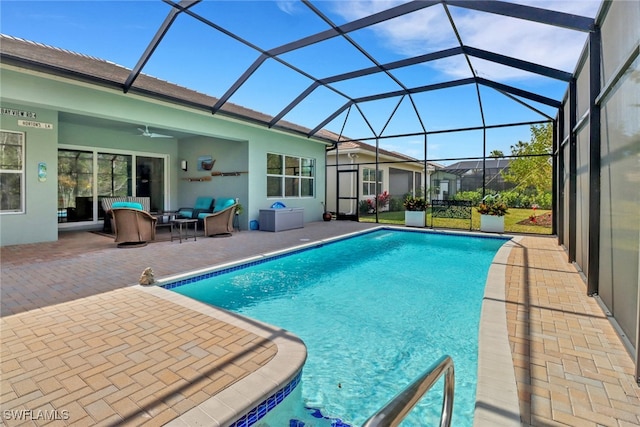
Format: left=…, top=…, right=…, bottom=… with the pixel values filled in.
left=359, top=208, right=552, bottom=235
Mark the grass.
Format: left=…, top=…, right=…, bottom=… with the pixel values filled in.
left=358, top=208, right=553, bottom=235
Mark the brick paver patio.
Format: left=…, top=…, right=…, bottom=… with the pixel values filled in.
left=1, top=223, right=639, bottom=426
left=1, top=287, right=277, bottom=426
left=505, top=237, right=640, bottom=427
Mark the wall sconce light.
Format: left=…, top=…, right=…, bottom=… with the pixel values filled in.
left=180, top=160, right=188, bottom=171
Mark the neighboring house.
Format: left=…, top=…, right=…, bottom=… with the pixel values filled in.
left=326, top=140, right=436, bottom=218
left=430, top=158, right=514, bottom=199
left=0, top=35, right=335, bottom=245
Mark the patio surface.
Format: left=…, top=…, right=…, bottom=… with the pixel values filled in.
left=1, top=222, right=639, bottom=426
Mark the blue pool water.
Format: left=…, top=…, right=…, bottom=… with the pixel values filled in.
left=169, top=229, right=508, bottom=426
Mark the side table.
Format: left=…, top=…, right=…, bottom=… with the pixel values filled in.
left=171, top=219, right=197, bottom=243
left=155, top=211, right=177, bottom=231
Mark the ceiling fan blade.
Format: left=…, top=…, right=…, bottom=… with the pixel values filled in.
left=136, top=125, right=171, bottom=138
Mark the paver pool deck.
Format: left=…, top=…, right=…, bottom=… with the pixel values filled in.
left=1, top=222, right=639, bottom=426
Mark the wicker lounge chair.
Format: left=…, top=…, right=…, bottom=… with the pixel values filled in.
left=203, top=199, right=237, bottom=237
left=112, top=208, right=157, bottom=248
left=101, top=197, right=151, bottom=233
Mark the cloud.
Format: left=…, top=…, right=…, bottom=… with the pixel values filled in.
left=330, top=0, right=600, bottom=81
left=276, top=1, right=300, bottom=15
left=334, top=0, right=456, bottom=52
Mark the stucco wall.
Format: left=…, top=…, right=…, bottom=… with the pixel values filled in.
left=0, top=63, right=328, bottom=244
left=0, top=102, right=59, bottom=244
left=177, top=136, right=250, bottom=228
left=247, top=127, right=327, bottom=225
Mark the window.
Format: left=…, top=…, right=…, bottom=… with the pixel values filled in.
left=0, top=130, right=25, bottom=213
left=362, top=168, right=382, bottom=196
left=267, top=153, right=315, bottom=198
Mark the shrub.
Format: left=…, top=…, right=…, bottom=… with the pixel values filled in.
left=453, top=190, right=482, bottom=206
left=376, top=191, right=391, bottom=209
left=499, top=190, right=552, bottom=209
left=389, top=196, right=405, bottom=212
left=499, top=191, right=527, bottom=208
left=477, top=194, right=509, bottom=216
left=359, top=200, right=371, bottom=214
left=403, top=196, right=428, bottom=211
left=532, top=192, right=552, bottom=209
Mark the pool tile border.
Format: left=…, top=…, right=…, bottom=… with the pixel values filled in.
left=228, top=371, right=302, bottom=427
left=156, top=227, right=381, bottom=290
left=159, top=226, right=510, bottom=292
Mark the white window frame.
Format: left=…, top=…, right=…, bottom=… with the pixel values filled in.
left=0, top=129, right=26, bottom=214
left=266, top=153, right=315, bottom=198
left=362, top=167, right=382, bottom=196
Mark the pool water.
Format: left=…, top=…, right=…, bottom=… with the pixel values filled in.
left=170, top=229, right=508, bottom=426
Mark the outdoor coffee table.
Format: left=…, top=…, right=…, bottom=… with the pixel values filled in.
left=171, top=218, right=197, bottom=243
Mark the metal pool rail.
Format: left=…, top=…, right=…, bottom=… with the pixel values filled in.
left=362, top=355, right=455, bottom=427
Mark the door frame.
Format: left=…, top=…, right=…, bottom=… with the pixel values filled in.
left=58, top=144, right=169, bottom=229
left=336, top=168, right=359, bottom=221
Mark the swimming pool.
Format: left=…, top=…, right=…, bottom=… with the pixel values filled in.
left=165, top=228, right=509, bottom=426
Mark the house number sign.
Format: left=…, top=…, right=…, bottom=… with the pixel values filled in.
left=2, top=107, right=36, bottom=119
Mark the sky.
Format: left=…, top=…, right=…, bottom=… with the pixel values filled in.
left=0, top=0, right=602, bottom=163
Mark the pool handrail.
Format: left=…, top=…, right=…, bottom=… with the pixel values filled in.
left=362, top=354, right=455, bottom=427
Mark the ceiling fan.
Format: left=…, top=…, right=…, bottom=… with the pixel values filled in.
left=137, top=125, right=172, bottom=138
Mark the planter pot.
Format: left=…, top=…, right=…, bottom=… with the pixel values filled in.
left=480, top=214, right=505, bottom=233
left=323, top=212, right=332, bottom=222
left=404, top=210, right=426, bottom=227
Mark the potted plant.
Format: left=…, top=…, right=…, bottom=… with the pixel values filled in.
left=403, top=196, right=428, bottom=227
left=321, top=202, right=332, bottom=221
left=477, top=194, right=508, bottom=233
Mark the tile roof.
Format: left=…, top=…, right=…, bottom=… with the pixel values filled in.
left=331, top=139, right=442, bottom=168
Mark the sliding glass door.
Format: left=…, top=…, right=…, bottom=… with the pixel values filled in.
left=98, top=153, right=132, bottom=199
left=97, top=153, right=133, bottom=221
left=58, top=148, right=166, bottom=225
left=136, top=156, right=164, bottom=213
left=58, top=149, right=95, bottom=222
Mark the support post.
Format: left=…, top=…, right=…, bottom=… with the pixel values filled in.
left=552, top=118, right=558, bottom=237
left=556, top=110, right=565, bottom=244
left=375, top=137, right=380, bottom=224
left=587, top=27, right=601, bottom=296
left=482, top=127, right=486, bottom=199
left=568, top=79, right=577, bottom=263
